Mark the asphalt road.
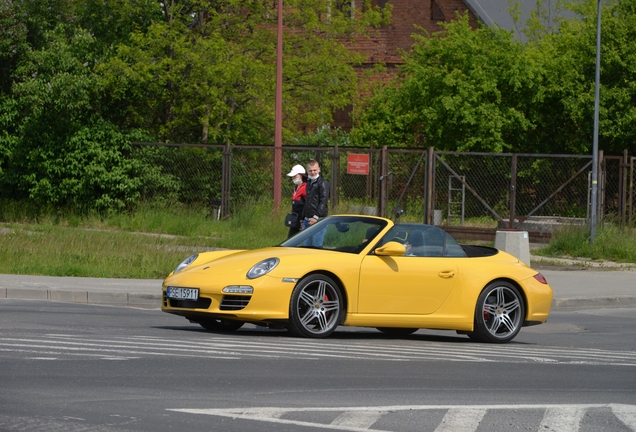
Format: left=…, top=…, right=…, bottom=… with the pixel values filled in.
left=1, top=299, right=636, bottom=432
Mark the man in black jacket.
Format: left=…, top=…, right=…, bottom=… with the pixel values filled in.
left=302, top=159, right=329, bottom=246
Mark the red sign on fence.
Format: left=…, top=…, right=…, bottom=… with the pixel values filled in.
left=347, top=153, right=369, bottom=175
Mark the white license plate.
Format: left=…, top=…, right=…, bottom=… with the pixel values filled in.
left=166, top=287, right=199, bottom=300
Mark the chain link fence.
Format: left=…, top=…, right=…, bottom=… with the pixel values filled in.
left=131, top=143, right=634, bottom=233
left=432, top=153, right=595, bottom=227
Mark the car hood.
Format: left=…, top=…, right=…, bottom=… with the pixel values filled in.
left=164, top=246, right=360, bottom=285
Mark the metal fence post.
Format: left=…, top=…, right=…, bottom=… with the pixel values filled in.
left=331, top=144, right=339, bottom=209
left=367, top=144, right=375, bottom=200
left=629, top=156, right=636, bottom=227
left=620, top=149, right=628, bottom=227
left=599, top=150, right=604, bottom=223
left=221, top=141, right=232, bottom=218
left=379, top=146, right=389, bottom=217
left=509, top=154, right=518, bottom=229
left=424, top=146, right=435, bottom=224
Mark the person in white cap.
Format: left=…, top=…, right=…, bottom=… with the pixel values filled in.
left=285, top=164, right=307, bottom=238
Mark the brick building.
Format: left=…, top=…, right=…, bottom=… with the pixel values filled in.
left=353, top=0, right=478, bottom=66
left=334, top=0, right=480, bottom=130
left=332, top=0, right=560, bottom=130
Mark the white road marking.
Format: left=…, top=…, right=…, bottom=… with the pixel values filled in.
left=1, top=333, right=636, bottom=366
left=169, top=407, right=393, bottom=432
left=168, top=404, right=636, bottom=432
left=613, top=404, right=636, bottom=430
left=434, top=407, right=486, bottom=432
left=331, top=410, right=387, bottom=428
left=539, top=406, right=586, bottom=432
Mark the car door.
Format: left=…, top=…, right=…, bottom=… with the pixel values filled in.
left=357, top=254, right=459, bottom=315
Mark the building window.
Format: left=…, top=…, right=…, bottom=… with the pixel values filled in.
left=363, top=0, right=388, bottom=11
left=432, top=0, right=445, bottom=21
left=327, top=0, right=355, bottom=20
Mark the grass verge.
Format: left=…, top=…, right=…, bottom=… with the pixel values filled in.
left=534, top=223, right=636, bottom=263
left=0, top=201, right=290, bottom=279
left=1, top=201, right=635, bottom=279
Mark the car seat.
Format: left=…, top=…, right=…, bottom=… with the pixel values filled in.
left=407, top=230, right=426, bottom=256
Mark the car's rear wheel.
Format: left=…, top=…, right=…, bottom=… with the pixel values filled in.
left=288, top=274, right=343, bottom=338
left=198, top=319, right=244, bottom=332
left=471, top=281, right=524, bottom=343
left=376, top=327, right=418, bottom=336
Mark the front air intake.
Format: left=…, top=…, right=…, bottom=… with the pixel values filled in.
left=219, top=295, right=251, bottom=310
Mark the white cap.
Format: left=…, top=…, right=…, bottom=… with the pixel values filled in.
left=287, top=164, right=306, bottom=177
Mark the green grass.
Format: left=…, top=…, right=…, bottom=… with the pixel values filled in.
left=1, top=200, right=635, bottom=279
left=0, top=201, right=291, bottom=279
left=534, top=223, right=636, bottom=263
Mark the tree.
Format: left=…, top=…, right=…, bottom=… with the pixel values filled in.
left=98, top=0, right=389, bottom=145
left=353, top=1, right=636, bottom=157
left=0, top=0, right=390, bottom=212
left=0, top=22, right=148, bottom=211
left=353, top=13, right=543, bottom=152
left=553, top=0, right=636, bottom=155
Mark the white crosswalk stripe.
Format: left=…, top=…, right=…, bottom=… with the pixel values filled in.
left=1, top=332, right=636, bottom=366
left=539, top=406, right=587, bottom=432
left=168, top=404, right=636, bottom=432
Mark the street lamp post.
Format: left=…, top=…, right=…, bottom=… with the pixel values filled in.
left=590, top=0, right=601, bottom=243
left=274, top=0, right=283, bottom=209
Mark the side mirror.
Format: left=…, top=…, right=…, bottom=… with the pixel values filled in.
left=374, top=241, right=406, bottom=256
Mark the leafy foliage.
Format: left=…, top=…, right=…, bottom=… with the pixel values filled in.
left=0, top=0, right=388, bottom=212
left=353, top=14, right=541, bottom=152
left=354, top=0, right=636, bottom=156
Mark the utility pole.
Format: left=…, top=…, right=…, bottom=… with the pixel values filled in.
left=274, top=0, right=283, bottom=209
left=590, top=0, right=601, bottom=242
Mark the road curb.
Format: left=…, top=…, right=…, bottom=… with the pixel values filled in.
left=2, top=288, right=161, bottom=309
left=553, top=296, right=636, bottom=311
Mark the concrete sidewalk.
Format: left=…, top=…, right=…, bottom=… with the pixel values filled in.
left=0, top=267, right=634, bottom=311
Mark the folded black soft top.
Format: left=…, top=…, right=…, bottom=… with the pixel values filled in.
left=461, top=245, right=499, bottom=258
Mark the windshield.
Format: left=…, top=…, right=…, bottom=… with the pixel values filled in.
left=280, top=216, right=388, bottom=254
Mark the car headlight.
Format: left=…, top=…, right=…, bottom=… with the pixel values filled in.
left=246, top=258, right=279, bottom=279
left=173, top=254, right=198, bottom=274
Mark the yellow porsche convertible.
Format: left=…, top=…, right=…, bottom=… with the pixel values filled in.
left=162, top=215, right=553, bottom=343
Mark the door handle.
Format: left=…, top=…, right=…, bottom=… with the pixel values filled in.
left=438, top=270, right=455, bottom=278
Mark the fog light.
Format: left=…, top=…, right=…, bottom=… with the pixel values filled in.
left=223, top=285, right=254, bottom=294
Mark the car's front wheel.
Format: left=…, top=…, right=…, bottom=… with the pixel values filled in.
left=471, top=281, right=525, bottom=343
left=288, top=274, right=343, bottom=338
left=198, top=319, right=244, bottom=332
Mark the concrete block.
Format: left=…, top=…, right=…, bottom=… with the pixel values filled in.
left=0, top=287, right=6, bottom=298
left=128, top=293, right=161, bottom=309
left=50, top=290, right=88, bottom=304
left=495, top=230, right=530, bottom=266
left=88, top=292, right=128, bottom=307
left=7, top=288, right=48, bottom=300
left=433, top=210, right=443, bottom=226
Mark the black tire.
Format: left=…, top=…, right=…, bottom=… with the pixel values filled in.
left=287, top=274, right=343, bottom=338
left=471, top=281, right=525, bottom=343
left=376, top=327, right=418, bottom=336
left=198, top=319, right=244, bottom=332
